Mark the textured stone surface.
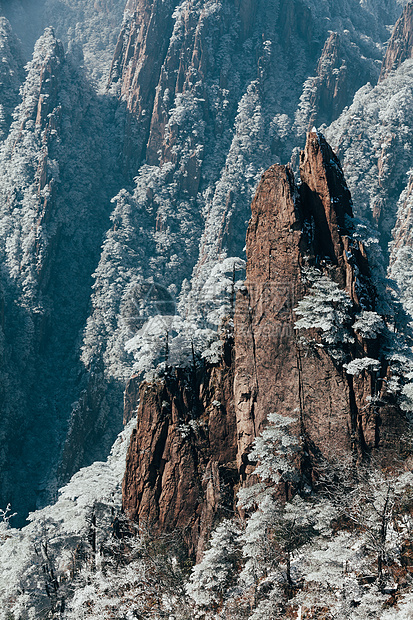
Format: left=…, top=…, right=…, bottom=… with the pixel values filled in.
left=122, top=341, right=237, bottom=559
left=108, top=0, right=178, bottom=171
left=123, top=132, right=408, bottom=554
left=235, top=132, right=406, bottom=471
left=380, top=2, right=413, bottom=82
left=306, top=32, right=377, bottom=128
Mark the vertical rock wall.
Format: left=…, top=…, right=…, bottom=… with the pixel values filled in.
left=123, top=132, right=408, bottom=556
left=380, top=2, right=413, bottom=82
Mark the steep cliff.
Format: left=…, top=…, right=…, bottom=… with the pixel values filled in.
left=235, top=131, right=405, bottom=476
left=380, top=1, right=413, bottom=82
left=0, top=18, right=25, bottom=140
left=123, top=132, right=407, bottom=556
left=0, top=26, right=125, bottom=522
left=297, top=30, right=380, bottom=131
left=122, top=337, right=237, bottom=558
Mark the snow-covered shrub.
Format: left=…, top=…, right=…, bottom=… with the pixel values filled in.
left=294, top=271, right=354, bottom=345
left=0, top=417, right=136, bottom=618
left=352, top=310, right=385, bottom=339
left=246, top=413, right=300, bottom=487
left=186, top=519, right=241, bottom=609
left=344, top=357, right=381, bottom=376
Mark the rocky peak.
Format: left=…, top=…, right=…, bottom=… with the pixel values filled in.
left=122, top=347, right=237, bottom=559
left=300, top=130, right=353, bottom=259
left=122, top=132, right=407, bottom=556
left=299, top=131, right=363, bottom=296
left=107, top=0, right=179, bottom=171
left=380, top=1, right=413, bottom=82
left=302, top=31, right=379, bottom=131
left=235, top=131, right=403, bottom=470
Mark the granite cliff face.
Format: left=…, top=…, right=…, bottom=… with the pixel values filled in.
left=380, top=2, right=413, bottom=82
left=80, top=2, right=403, bottom=485
left=123, top=132, right=407, bottom=555
left=302, top=31, right=379, bottom=130
left=234, top=131, right=404, bottom=477
left=122, top=337, right=237, bottom=558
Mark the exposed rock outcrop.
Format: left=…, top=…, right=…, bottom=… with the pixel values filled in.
left=122, top=339, right=237, bottom=559
left=380, top=2, right=413, bottom=82
left=305, top=32, right=378, bottom=129
left=235, top=131, right=405, bottom=475
left=123, top=132, right=408, bottom=555
left=108, top=0, right=179, bottom=170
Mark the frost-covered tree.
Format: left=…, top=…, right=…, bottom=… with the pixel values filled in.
left=344, top=356, right=381, bottom=376
left=315, top=458, right=413, bottom=590
left=0, top=416, right=136, bottom=619
left=352, top=310, right=385, bottom=339
left=185, top=256, right=246, bottom=328
left=244, top=413, right=300, bottom=491
left=236, top=413, right=316, bottom=603
left=122, top=256, right=245, bottom=379
left=186, top=519, right=242, bottom=611
left=239, top=493, right=318, bottom=594
left=346, top=468, right=413, bottom=588
left=294, top=271, right=354, bottom=346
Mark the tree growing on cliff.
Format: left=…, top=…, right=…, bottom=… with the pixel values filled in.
left=238, top=493, right=318, bottom=594
left=236, top=413, right=317, bottom=605
left=237, top=413, right=301, bottom=513
left=294, top=270, right=354, bottom=346
left=315, top=457, right=413, bottom=590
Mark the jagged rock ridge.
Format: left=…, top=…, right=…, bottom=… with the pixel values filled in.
left=122, top=132, right=408, bottom=556
left=380, top=1, right=413, bottom=82
left=235, top=131, right=404, bottom=474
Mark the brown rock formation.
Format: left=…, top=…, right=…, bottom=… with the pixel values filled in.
left=123, top=132, right=408, bottom=555
left=122, top=339, right=237, bottom=559
left=235, top=131, right=405, bottom=472
left=380, top=2, right=413, bottom=82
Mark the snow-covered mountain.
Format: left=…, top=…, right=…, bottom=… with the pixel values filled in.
left=2, top=0, right=413, bottom=617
